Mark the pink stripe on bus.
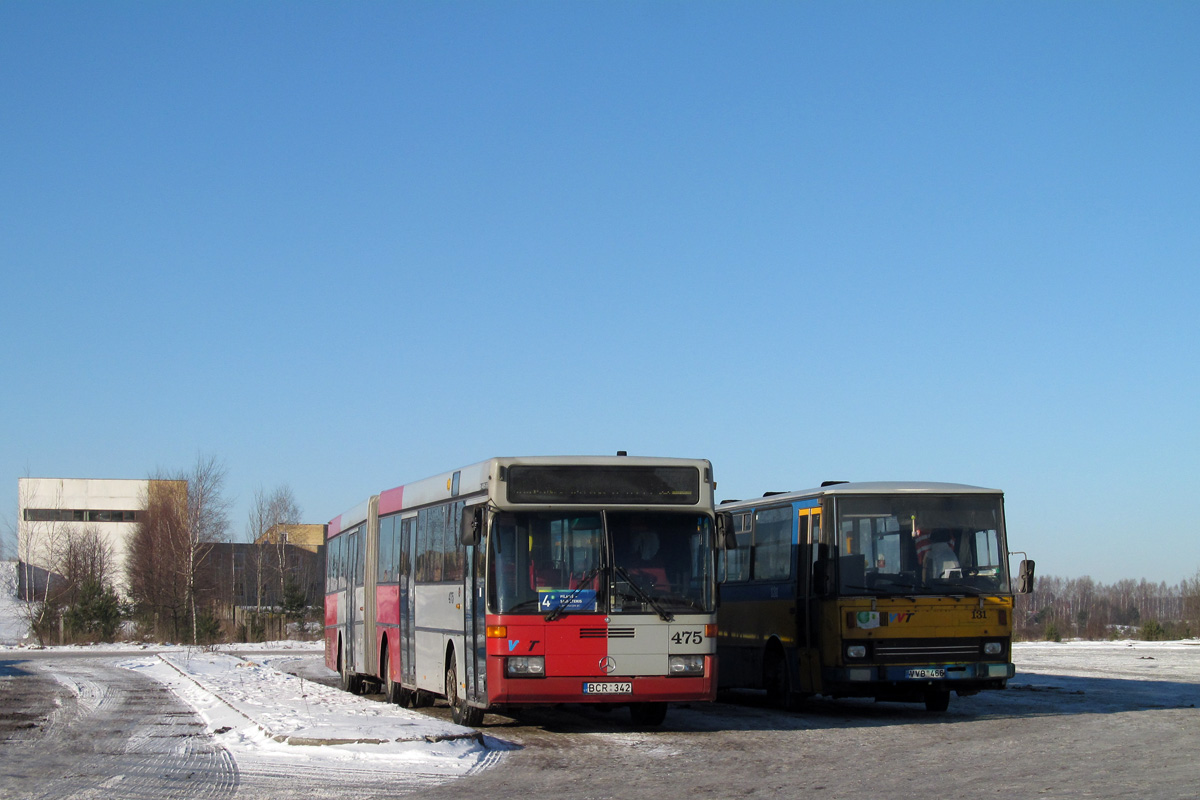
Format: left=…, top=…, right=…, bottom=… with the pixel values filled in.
left=379, top=485, right=405, bottom=515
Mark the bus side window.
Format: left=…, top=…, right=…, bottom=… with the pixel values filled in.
left=752, top=506, right=792, bottom=581
left=725, top=513, right=751, bottom=582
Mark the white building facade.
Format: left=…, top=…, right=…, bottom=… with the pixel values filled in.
left=17, top=477, right=162, bottom=597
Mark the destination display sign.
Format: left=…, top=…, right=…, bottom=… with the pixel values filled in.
left=506, top=465, right=700, bottom=505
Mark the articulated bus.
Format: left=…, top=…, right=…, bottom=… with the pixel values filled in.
left=715, top=482, right=1034, bottom=712
left=325, top=455, right=719, bottom=727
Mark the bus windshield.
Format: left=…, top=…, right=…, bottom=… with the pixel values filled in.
left=487, top=511, right=714, bottom=615
left=835, top=494, right=1009, bottom=596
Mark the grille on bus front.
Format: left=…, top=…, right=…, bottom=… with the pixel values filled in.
left=579, top=627, right=636, bottom=639
left=871, top=638, right=984, bottom=663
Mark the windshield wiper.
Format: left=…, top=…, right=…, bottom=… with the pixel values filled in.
left=613, top=566, right=674, bottom=622
left=544, top=565, right=604, bottom=621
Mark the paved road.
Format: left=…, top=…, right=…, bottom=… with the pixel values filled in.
left=0, top=657, right=236, bottom=800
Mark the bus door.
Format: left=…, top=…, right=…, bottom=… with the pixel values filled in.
left=797, top=507, right=823, bottom=693
left=347, top=527, right=363, bottom=673
left=461, top=503, right=488, bottom=705
left=399, top=516, right=417, bottom=688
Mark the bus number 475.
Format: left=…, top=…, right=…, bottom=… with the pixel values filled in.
left=671, top=630, right=703, bottom=645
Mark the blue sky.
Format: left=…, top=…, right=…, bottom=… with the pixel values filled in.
left=2, top=3, right=1197, bottom=585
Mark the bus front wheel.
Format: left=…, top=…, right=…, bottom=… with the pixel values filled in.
left=763, top=648, right=796, bottom=710
left=924, top=688, right=951, bottom=712
left=629, top=702, right=668, bottom=727
left=446, top=653, right=484, bottom=727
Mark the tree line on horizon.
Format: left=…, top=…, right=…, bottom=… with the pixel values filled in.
left=1014, top=572, right=1200, bottom=641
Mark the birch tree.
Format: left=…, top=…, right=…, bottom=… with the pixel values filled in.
left=182, top=454, right=231, bottom=644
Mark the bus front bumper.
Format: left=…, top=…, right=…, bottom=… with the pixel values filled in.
left=487, top=658, right=717, bottom=705
left=826, top=661, right=1015, bottom=694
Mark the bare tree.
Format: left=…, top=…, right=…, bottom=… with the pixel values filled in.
left=126, top=456, right=231, bottom=643
left=15, top=479, right=71, bottom=644
left=245, top=485, right=302, bottom=612
left=60, top=525, right=114, bottom=605
left=181, top=454, right=231, bottom=644
left=127, top=477, right=190, bottom=639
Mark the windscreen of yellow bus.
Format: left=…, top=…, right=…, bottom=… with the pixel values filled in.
left=835, top=494, right=1009, bottom=596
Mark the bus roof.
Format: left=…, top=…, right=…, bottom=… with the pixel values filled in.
left=718, top=481, right=1002, bottom=511
left=329, top=455, right=716, bottom=533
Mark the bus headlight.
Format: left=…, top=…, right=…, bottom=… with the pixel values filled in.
left=846, top=644, right=867, bottom=659
left=506, top=656, right=545, bottom=677
left=983, top=641, right=1003, bottom=656
left=668, top=655, right=705, bottom=675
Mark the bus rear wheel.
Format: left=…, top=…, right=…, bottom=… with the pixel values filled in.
left=446, top=653, right=484, bottom=727
left=382, top=647, right=406, bottom=705
left=338, top=646, right=362, bottom=695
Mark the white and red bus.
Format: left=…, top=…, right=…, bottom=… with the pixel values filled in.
left=325, top=455, right=719, bottom=727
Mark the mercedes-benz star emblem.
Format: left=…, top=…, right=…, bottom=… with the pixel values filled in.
left=600, top=656, right=617, bottom=673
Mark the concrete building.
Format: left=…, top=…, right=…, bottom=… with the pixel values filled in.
left=254, top=523, right=326, bottom=554
left=16, top=477, right=182, bottom=598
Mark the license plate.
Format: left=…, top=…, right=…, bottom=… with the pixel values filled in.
left=583, top=682, right=633, bottom=695
left=906, top=668, right=946, bottom=679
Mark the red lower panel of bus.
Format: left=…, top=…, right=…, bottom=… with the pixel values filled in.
left=486, top=657, right=716, bottom=704
left=484, top=614, right=716, bottom=704
left=324, top=594, right=338, bottom=672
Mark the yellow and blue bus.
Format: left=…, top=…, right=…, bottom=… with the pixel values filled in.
left=715, top=481, right=1033, bottom=712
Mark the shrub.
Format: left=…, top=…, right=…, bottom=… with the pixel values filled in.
left=1140, top=620, right=1166, bottom=641
left=64, top=579, right=122, bottom=642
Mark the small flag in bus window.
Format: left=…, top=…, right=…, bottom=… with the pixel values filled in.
left=914, top=528, right=932, bottom=564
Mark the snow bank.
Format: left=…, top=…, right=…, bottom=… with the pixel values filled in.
left=117, top=647, right=506, bottom=786
left=153, top=649, right=479, bottom=745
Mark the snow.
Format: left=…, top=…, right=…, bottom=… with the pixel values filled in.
left=112, top=649, right=505, bottom=784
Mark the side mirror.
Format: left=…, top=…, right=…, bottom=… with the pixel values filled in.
left=460, top=506, right=483, bottom=546
left=716, top=512, right=737, bottom=549
left=1017, top=559, right=1036, bottom=594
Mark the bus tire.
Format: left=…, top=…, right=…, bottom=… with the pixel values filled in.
left=338, top=645, right=362, bottom=695
left=924, top=688, right=951, bottom=712
left=763, top=647, right=795, bottom=710
left=629, top=702, right=668, bottom=728
left=382, top=645, right=403, bottom=705
left=446, top=652, right=484, bottom=727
